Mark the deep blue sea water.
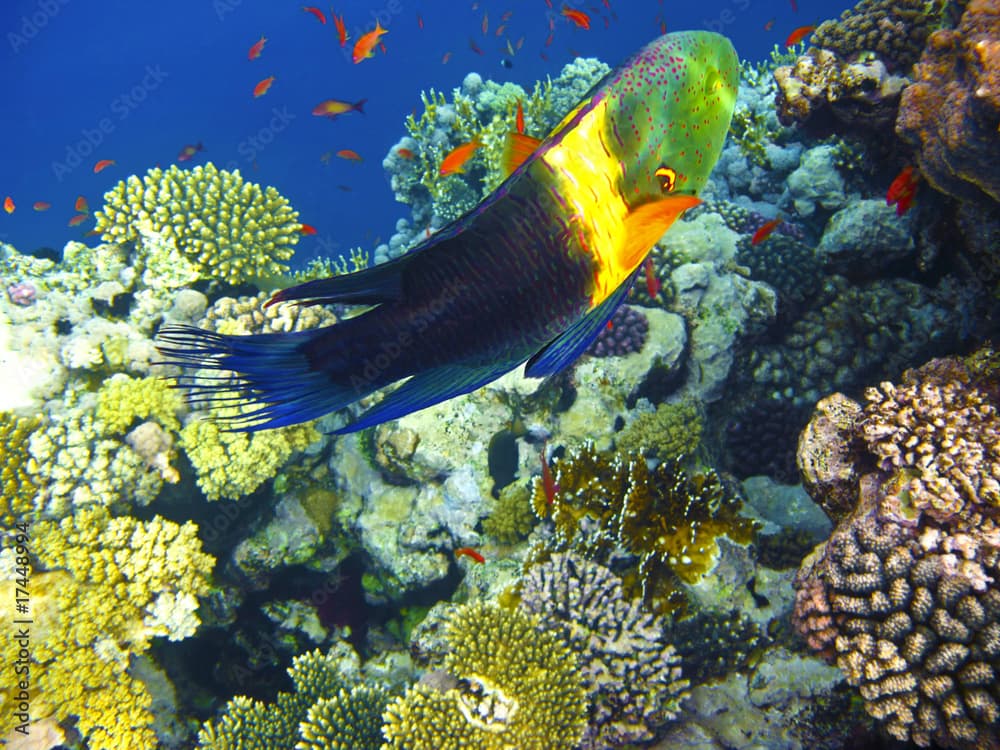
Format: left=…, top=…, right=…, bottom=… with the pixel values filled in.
left=3, top=0, right=854, bottom=268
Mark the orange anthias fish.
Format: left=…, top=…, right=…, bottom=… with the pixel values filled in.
left=74, top=195, right=89, bottom=213
left=32, top=201, right=51, bottom=211
left=751, top=217, right=783, bottom=245
left=541, top=443, right=560, bottom=505
left=643, top=256, right=661, bottom=298
left=68, top=213, right=89, bottom=226
left=248, top=35, right=267, bottom=61
left=178, top=142, right=204, bottom=162
left=3, top=196, right=14, bottom=214
left=312, top=98, right=366, bottom=119
left=93, top=159, right=116, bottom=173
left=439, top=140, right=481, bottom=175
left=352, top=20, right=387, bottom=63
left=299, top=223, right=318, bottom=235
left=764, top=17, right=776, bottom=31
left=253, top=76, right=276, bottom=98
left=333, top=13, right=349, bottom=45
left=337, top=149, right=362, bottom=161
left=561, top=6, right=591, bottom=29
left=302, top=6, right=326, bottom=24
left=396, top=147, right=415, bottom=160
left=785, top=24, right=815, bottom=47
left=516, top=99, right=525, bottom=134
left=886, top=166, right=920, bottom=216
left=455, top=547, right=485, bottom=564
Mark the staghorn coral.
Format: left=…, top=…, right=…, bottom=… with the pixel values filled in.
left=530, top=443, right=757, bottom=614
left=519, top=553, right=688, bottom=748
left=613, top=399, right=703, bottom=461
left=382, top=601, right=587, bottom=749
left=2, top=506, right=214, bottom=750
left=94, top=163, right=300, bottom=286
left=296, top=685, right=392, bottom=750
left=0, top=411, right=40, bottom=526
left=896, top=0, right=1000, bottom=205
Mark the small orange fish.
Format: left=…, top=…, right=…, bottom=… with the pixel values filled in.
left=74, top=195, right=89, bottom=213
left=482, top=10, right=488, bottom=34
left=516, top=99, right=525, bottom=134
left=785, top=24, right=815, bottom=47
left=333, top=13, right=349, bottom=45
left=253, top=76, right=275, bottom=98
left=352, top=20, right=387, bottom=63
left=3, top=196, right=14, bottom=214
left=887, top=166, right=920, bottom=216
left=454, top=547, right=485, bottom=564
left=32, top=201, right=51, bottom=211
left=644, top=256, right=661, bottom=298
left=763, top=17, right=776, bottom=31
left=468, top=37, right=484, bottom=55
left=68, top=213, right=89, bottom=227
left=299, top=223, right=318, bottom=235
left=302, top=6, right=326, bottom=24
left=337, top=149, right=363, bottom=161
left=502, top=10, right=513, bottom=21
left=751, top=217, right=783, bottom=245
left=396, top=147, right=415, bottom=159
left=312, top=98, right=366, bottom=119
left=416, top=12, right=423, bottom=29
left=177, top=142, right=204, bottom=162
left=441, top=51, right=452, bottom=64
left=93, top=159, right=116, bottom=173
left=248, top=35, right=267, bottom=61
left=540, top=442, right=560, bottom=505
left=439, top=140, right=481, bottom=176
left=561, top=6, right=591, bottom=29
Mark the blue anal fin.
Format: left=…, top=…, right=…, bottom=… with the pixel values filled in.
left=524, top=270, right=638, bottom=378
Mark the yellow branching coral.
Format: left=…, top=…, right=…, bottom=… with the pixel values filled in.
left=0, top=411, right=41, bottom=526
left=2, top=506, right=215, bottom=750
left=94, top=163, right=300, bottom=286
left=382, top=601, right=587, bottom=749
left=180, top=405, right=320, bottom=501
left=95, top=373, right=183, bottom=434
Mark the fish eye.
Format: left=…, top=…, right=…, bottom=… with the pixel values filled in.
left=655, top=166, right=677, bottom=192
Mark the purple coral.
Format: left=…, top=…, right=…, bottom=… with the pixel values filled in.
left=520, top=552, right=688, bottom=749
left=587, top=304, right=648, bottom=358
left=6, top=281, right=36, bottom=306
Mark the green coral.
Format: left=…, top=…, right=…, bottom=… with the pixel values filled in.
left=729, top=106, right=771, bottom=167
left=614, top=399, right=703, bottom=461
left=531, top=443, right=758, bottom=614
left=0, top=411, right=41, bottom=526
left=482, top=481, right=537, bottom=544
left=3, top=506, right=214, bottom=750
left=381, top=601, right=587, bottom=749
left=296, top=685, right=392, bottom=750
left=93, top=163, right=300, bottom=286
left=95, top=373, right=183, bottom=434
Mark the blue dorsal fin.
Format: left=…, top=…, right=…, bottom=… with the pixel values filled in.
left=524, top=270, right=638, bottom=378
left=266, top=255, right=410, bottom=307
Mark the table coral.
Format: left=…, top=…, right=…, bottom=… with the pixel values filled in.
left=381, top=601, right=587, bottom=749
left=93, top=163, right=301, bottom=286
left=896, top=0, right=1000, bottom=205
left=10, top=506, right=214, bottom=750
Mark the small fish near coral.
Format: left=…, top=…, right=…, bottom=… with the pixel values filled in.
left=156, top=31, right=739, bottom=434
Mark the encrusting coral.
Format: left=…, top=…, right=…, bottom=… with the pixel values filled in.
left=382, top=601, right=587, bottom=749
left=94, top=163, right=301, bottom=286
left=0, top=506, right=215, bottom=750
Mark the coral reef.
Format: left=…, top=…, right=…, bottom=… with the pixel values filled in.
left=815, top=198, right=915, bottom=272
left=481, top=481, right=536, bottom=544
left=95, top=373, right=183, bottom=434
left=669, top=607, right=766, bottom=684
left=0, top=411, right=40, bottom=526
left=519, top=552, right=688, bottom=748
left=896, top=0, right=1000, bottom=205
left=197, top=291, right=338, bottom=336
left=295, top=685, right=393, bottom=750
left=586, top=304, right=648, bottom=358
left=382, top=601, right=587, bottom=749
left=94, top=163, right=301, bottom=286
left=613, top=399, right=703, bottom=461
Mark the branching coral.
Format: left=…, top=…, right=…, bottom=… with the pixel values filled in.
left=381, top=601, right=587, bottom=749
left=296, top=685, right=392, bottom=750
left=95, top=373, right=183, bottom=434
left=94, top=163, right=300, bottom=286
left=0, top=411, right=40, bottom=526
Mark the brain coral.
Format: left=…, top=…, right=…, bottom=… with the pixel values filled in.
left=94, top=163, right=300, bottom=286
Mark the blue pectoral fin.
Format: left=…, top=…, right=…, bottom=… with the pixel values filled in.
left=335, top=362, right=514, bottom=434
left=524, top=270, right=638, bottom=378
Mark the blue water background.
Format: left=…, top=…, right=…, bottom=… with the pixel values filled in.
left=3, top=0, right=853, bottom=268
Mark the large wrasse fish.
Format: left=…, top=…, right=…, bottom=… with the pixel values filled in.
left=156, top=30, right=739, bottom=434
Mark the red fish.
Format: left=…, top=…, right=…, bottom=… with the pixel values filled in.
left=751, top=217, right=783, bottom=245
left=3, top=196, right=13, bottom=214
left=764, top=18, right=776, bottom=31
left=468, top=37, right=484, bottom=55
left=516, top=100, right=525, bottom=134
left=177, top=143, right=204, bottom=162
left=561, top=6, right=591, bottom=29
left=68, top=213, right=89, bottom=226
left=785, top=25, right=815, bottom=47
left=93, top=159, right=116, bottom=173
left=333, top=13, right=349, bottom=45
left=336, top=149, right=362, bottom=161
left=454, top=547, right=485, bottom=564
left=253, top=76, right=275, bottom=98
left=312, top=98, right=366, bottom=119
left=540, top=443, right=560, bottom=505
left=441, top=51, right=452, bottom=64
left=299, top=223, right=318, bottom=235
left=352, top=21, right=387, bottom=63
left=416, top=12, right=423, bottom=29
left=886, top=166, right=920, bottom=216
left=32, top=201, right=51, bottom=211
left=74, top=195, right=89, bottom=213
left=482, top=10, right=488, bottom=34
left=302, top=6, right=326, bottom=23
left=248, top=35, right=267, bottom=61
left=643, top=256, right=661, bottom=298
left=396, top=147, right=415, bottom=159
left=439, top=140, right=481, bottom=175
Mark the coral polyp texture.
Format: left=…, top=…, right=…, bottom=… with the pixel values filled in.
left=586, top=304, right=648, bottom=357
left=0, top=411, right=40, bottom=525
left=896, top=0, right=1000, bottom=206
left=793, top=349, right=1000, bottom=748
left=381, top=601, right=587, bottom=749
left=93, top=163, right=301, bottom=286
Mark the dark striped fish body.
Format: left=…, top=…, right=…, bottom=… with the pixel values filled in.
left=157, top=31, right=739, bottom=433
